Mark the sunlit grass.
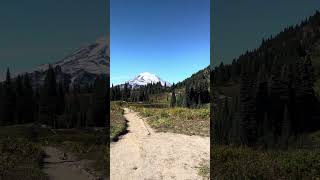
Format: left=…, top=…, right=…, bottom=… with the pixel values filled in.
left=110, top=101, right=127, bottom=141
left=130, top=105, right=210, bottom=136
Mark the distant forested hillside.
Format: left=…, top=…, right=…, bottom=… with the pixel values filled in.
left=212, top=11, right=320, bottom=148
left=111, top=67, right=210, bottom=108
left=0, top=65, right=108, bottom=128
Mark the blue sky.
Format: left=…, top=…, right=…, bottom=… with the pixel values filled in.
left=212, top=0, right=320, bottom=67
left=110, top=0, right=210, bottom=85
left=0, top=0, right=108, bottom=80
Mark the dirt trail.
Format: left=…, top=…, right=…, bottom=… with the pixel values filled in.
left=110, top=108, right=210, bottom=180
left=42, top=146, right=103, bottom=180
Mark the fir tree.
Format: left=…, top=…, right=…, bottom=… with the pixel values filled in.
left=171, top=91, right=176, bottom=107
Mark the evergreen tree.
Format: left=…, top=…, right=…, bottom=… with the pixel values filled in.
left=0, top=84, right=3, bottom=125
left=239, top=71, right=257, bottom=145
left=280, top=104, right=291, bottom=149
left=92, top=76, right=107, bottom=127
left=171, top=91, right=176, bottom=107
left=40, top=65, right=57, bottom=127
left=3, top=68, right=16, bottom=125
left=57, top=82, right=65, bottom=115
left=15, top=75, right=24, bottom=124
left=23, top=74, right=35, bottom=123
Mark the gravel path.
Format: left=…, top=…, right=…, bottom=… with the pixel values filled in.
left=110, top=108, right=210, bottom=180
left=42, top=146, right=104, bottom=180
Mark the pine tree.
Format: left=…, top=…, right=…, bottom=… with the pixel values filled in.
left=23, top=74, right=35, bottom=123
left=171, top=91, right=176, bottom=107
left=3, top=68, right=16, bottom=125
left=239, top=71, right=257, bottom=145
left=92, top=76, right=107, bottom=127
left=40, top=65, right=58, bottom=127
left=213, top=98, right=223, bottom=144
left=221, top=97, right=230, bottom=144
left=280, top=104, right=291, bottom=149
left=57, top=82, right=65, bottom=115
left=15, top=75, right=24, bottom=124
left=0, top=84, right=3, bottom=125
left=111, top=84, right=114, bottom=101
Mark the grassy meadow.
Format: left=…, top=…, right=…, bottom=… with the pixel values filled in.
left=211, top=114, right=320, bottom=179
left=0, top=125, right=48, bottom=180
left=0, top=124, right=107, bottom=179
left=130, top=104, right=210, bottom=136
left=110, top=101, right=127, bottom=141
left=212, top=144, right=320, bottom=179
left=0, top=138, right=47, bottom=180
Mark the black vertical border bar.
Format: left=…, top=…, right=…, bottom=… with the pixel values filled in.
left=106, top=0, right=110, bottom=178
left=210, top=0, right=213, bottom=179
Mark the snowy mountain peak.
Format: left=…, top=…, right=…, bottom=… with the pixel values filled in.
left=34, top=37, right=109, bottom=85
left=26, top=37, right=109, bottom=88
left=38, top=36, right=109, bottom=75
left=127, top=72, right=171, bottom=88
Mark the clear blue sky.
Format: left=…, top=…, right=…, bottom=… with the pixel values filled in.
left=110, top=0, right=210, bottom=85
left=212, top=0, right=320, bottom=67
left=0, top=0, right=108, bottom=80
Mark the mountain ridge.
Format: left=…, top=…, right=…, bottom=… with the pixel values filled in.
left=26, top=36, right=109, bottom=88
left=120, top=72, right=171, bottom=88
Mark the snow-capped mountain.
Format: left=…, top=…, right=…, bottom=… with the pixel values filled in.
left=39, top=36, right=109, bottom=77
left=29, top=36, right=109, bottom=87
left=127, top=72, right=171, bottom=88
